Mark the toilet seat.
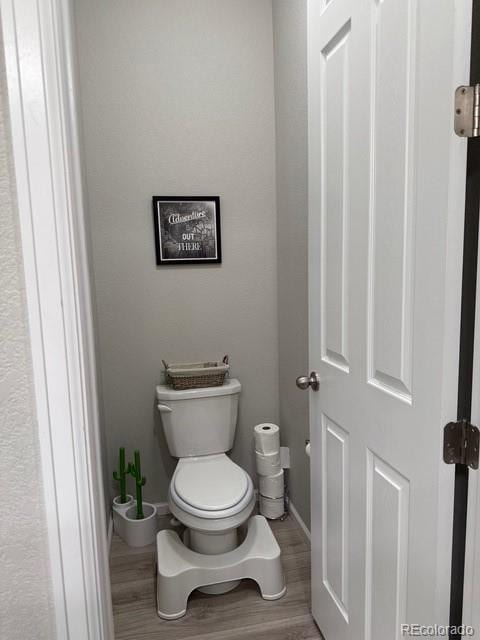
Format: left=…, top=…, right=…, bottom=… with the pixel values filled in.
left=170, top=454, right=254, bottom=519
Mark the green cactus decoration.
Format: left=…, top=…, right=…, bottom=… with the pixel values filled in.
left=129, top=449, right=146, bottom=520
left=113, top=446, right=129, bottom=503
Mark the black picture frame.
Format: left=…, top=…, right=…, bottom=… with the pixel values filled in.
left=152, top=196, right=222, bottom=266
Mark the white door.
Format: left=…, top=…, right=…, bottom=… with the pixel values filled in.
left=307, top=1, right=472, bottom=639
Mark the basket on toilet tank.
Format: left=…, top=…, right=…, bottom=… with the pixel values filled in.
left=162, top=356, right=229, bottom=390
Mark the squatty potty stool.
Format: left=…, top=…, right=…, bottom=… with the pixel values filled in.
left=156, top=515, right=286, bottom=619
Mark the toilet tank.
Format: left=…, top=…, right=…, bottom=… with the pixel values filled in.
left=156, top=378, right=241, bottom=457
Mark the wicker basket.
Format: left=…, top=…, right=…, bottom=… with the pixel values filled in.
left=162, top=356, right=230, bottom=390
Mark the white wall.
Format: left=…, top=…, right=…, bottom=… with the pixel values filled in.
left=272, top=0, right=310, bottom=526
left=0, top=28, right=55, bottom=640
left=74, top=0, right=279, bottom=502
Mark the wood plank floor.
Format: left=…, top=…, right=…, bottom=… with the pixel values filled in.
left=110, top=513, right=323, bottom=640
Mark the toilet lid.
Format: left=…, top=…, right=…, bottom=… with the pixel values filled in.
left=173, top=456, right=249, bottom=512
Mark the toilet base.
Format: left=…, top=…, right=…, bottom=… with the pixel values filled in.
left=156, top=515, right=286, bottom=619
left=197, top=579, right=241, bottom=595
left=189, top=528, right=238, bottom=554
left=189, top=528, right=240, bottom=594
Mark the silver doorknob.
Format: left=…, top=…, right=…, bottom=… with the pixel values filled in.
left=296, top=371, right=320, bottom=391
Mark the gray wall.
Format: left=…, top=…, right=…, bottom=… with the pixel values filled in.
left=0, top=27, right=56, bottom=640
left=74, top=0, right=279, bottom=503
left=272, top=0, right=310, bottom=526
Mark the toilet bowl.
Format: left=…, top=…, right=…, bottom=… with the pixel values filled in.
left=169, top=454, right=255, bottom=528
left=168, top=453, right=255, bottom=593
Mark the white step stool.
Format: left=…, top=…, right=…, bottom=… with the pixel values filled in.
left=156, top=515, right=286, bottom=619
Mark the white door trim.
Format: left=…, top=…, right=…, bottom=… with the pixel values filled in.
left=0, top=0, right=113, bottom=638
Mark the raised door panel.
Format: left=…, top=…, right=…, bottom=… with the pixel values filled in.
left=367, top=0, right=417, bottom=403
left=320, top=21, right=351, bottom=372
left=365, top=453, right=409, bottom=640
left=322, top=415, right=349, bottom=621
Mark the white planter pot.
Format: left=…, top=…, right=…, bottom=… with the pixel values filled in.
left=113, top=498, right=157, bottom=547
left=113, top=494, right=134, bottom=509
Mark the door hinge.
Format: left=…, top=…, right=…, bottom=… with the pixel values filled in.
left=443, top=419, right=480, bottom=469
left=454, top=84, right=480, bottom=137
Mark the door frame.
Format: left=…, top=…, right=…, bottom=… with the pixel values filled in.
left=462, top=1, right=480, bottom=631
left=0, top=0, right=113, bottom=638
left=451, top=1, right=480, bottom=635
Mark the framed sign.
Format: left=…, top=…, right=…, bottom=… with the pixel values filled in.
left=152, top=196, right=222, bottom=265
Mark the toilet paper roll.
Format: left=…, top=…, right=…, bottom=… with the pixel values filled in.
left=259, top=495, right=285, bottom=520
left=254, top=423, right=280, bottom=455
left=259, top=469, right=284, bottom=499
left=255, top=450, right=281, bottom=476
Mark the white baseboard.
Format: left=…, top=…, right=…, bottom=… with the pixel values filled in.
left=288, top=500, right=311, bottom=542
left=154, top=502, right=170, bottom=516
left=109, top=499, right=308, bottom=543
left=107, top=513, right=113, bottom=552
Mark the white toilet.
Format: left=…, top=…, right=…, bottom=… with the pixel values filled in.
left=155, top=378, right=286, bottom=618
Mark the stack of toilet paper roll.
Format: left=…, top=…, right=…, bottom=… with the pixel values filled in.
left=254, top=423, right=285, bottom=520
